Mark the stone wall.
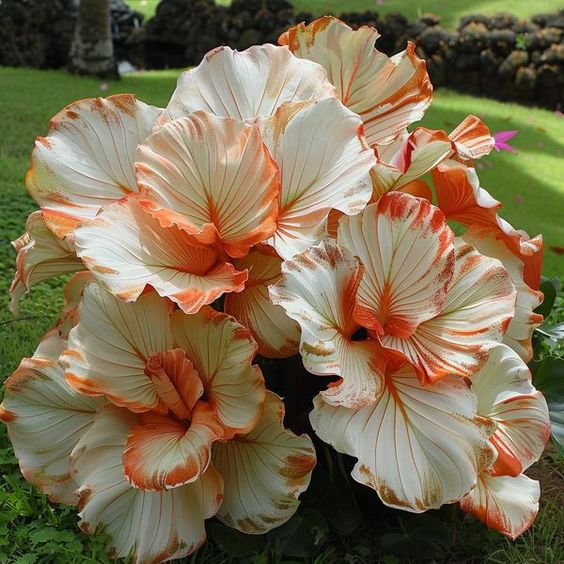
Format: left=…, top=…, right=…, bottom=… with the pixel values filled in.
left=1, top=0, right=562, bottom=109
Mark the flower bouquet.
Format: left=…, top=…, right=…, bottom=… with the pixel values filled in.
left=1, top=16, right=553, bottom=563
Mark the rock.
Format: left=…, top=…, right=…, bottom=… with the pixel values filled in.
left=488, top=29, right=516, bottom=56
left=458, top=23, right=489, bottom=54
left=499, top=50, right=529, bottom=78
left=458, top=13, right=490, bottom=31
left=418, top=27, right=455, bottom=55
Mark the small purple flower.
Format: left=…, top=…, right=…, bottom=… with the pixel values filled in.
left=492, top=130, right=518, bottom=154
left=99, top=83, right=108, bottom=92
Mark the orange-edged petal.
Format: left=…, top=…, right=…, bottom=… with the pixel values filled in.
left=123, top=402, right=224, bottom=491
left=212, top=391, right=316, bottom=533
left=432, top=160, right=543, bottom=289
left=26, top=95, right=162, bottom=239
left=460, top=473, right=540, bottom=540
left=464, top=226, right=543, bottom=361
left=136, top=112, right=279, bottom=258
left=75, top=195, right=247, bottom=313
left=337, top=192, right=455, bottom=338
left=270, top=239, right=387, bottom=408
left=0, top=331, right=104, bottom=505
left=61, top=282, right=174, bottom=412
left=10, top=211, right=84, bottom=314
left=311, top=363, right=495, bottom=512
left=224, top=250, right=300, bottom=358
left=163, top=44, right=335, bottom=122
left=281, top=16, right=432, bottom=146
left=70, top=405, right=223, bottom=562
left=471, top=345, right=550, bottom=477
left=448, top=114, right=494, bottom=161
left=259, top=98, right=374, bottom=259
left=171, top=306, right=265, bottom=437
left=382, top=240, right=516, bottom=382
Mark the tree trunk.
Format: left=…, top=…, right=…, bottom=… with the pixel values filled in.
left=68, top=0, right=119, bottom=79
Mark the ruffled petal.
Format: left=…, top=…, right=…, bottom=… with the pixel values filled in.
left=471, top=345, right=550, bottom=477
left=280, top=16, right=432, bottom=146
left=310, top=363, right=495, bottom=512
left=259, top=98, right=374, bottom=259
left=136, top=112, right=279, bottom=258
left=432, top=160, right=543, bottom=289
left=337, top=192, right=455, bottom=338
left=0, top=331, right=104, bottom=505
left=163, top=44, right=335, bottom=121
left=460, top=473, right=540, bottom=540
left=224, top=251, right=300, bottom=358
left=61, top=283, right=174, bottom=412
left=123, top=403, right=224, bottom=491
left=448, top=115, right=494, bottom=161
left=371, top=128, right=453, bottom=198
left=464, top=226, right=543, bottom=361
left=381, top=240, right=516, bottom=382
left=10, top=211, right=84, bottom=314
left=270, top=239, right=386, bottom=408
left=171, top=307, right=265, bottom=437
left=26, top=95, right=162, bottom=239
left=70, top=405, right=223, bottom=562
left=75, top=196, right=247, bottom=313
left=212, top=391, right=316, bottom=533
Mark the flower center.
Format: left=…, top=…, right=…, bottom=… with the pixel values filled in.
left=144, top=349, right=203, bottom=421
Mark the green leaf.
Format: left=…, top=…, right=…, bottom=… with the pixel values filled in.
left=208, top=521, right=267, bottom=558
left=319, top=453, right=362, bottom=534
left=268, top=509, right=328, bottom=558
left=535, top=278, right=560, bottom=319
left=531, top=356, right=564, bottom=453
left=380, top=515, right=452, bottom=559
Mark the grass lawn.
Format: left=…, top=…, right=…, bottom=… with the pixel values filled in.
left=0, top=66, right=563, bottom=562
left=130, top=0, right=563, bottom=29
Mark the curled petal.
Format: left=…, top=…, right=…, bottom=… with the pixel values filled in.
left=224, top=251, right=300, bottom=358
left=371, top=128, right=453, bottom=198
left=56, top=272, right=94, bottom=338
left=432, top=160, right=543, bottom=289
left=123, top=403, right=224, bottom=491
left=163, top=44, right=335, bottom=122
left=338, top=192, right=455, bottom=338
left=281, top=17, right=432, bottom=146
left=10, top=211, right=84, bottom=314
left=171, top=307, right=265, bottom=437
left=0, top=331, right=104, bottom=505
left=212, top=391, right=316, bottom=533
left=460, top=473, right=540, bottom=540
left=75, top=196, right=247, bottom=313
left=270, top=239, right=386, bottom=408
left=382, top=240, right=516, bottom=382
left=311, top=364, right=495, bottom=512
left=70, top=405, right=223, bottom=562
left=61, top=283, right=174, bottom=412
left=471, top=345, right=550, bottom=477
left=26, top=95, right=162, bottom=239
left=259, top=98, right=375, bottom=259
left=136, top=112, right=280, bottom=258
left=464, top=226, right=543, bottom=361
left=448, top=115, right=494, bottom=161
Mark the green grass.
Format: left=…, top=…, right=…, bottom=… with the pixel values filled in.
left=0, top=66, right=563, bottom=562
left=129, top=0, right=563, bottom=29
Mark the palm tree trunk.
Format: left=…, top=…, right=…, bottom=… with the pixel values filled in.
left=68, top=0, right=119, bottom=79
